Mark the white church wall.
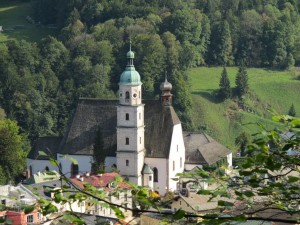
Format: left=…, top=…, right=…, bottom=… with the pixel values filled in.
left=144, top=158, right=168, bottom=195
left=119, top=85, right=142, bottom=106
left=116, top=151, right=144, bottom=185
left=117, top=105, right=144, bottom=128
left=168, top=124, right=185, bottom=193
left=27, top=159, right=57, bottom=175
left=57, top=154, right=93, bottom=176
left=117, top=127, right=144, bottom=151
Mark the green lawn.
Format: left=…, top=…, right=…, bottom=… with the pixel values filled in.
left=0, top=1, right=56, bottom=43
left=189, top=67, right=300, bottom=150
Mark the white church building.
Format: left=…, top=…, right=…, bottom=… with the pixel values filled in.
left=27, top=48, right=232, bottom=195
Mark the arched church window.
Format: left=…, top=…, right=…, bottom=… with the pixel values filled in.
left=126, top=160, right=129, bottom=166
left=126, top=137, right=129, bottom=145
left=153, top=167, right=158, bottom=182
left=71, top=163, right=79, bottom=176
left=126, top=113, right=129, bottom=120
left=125, top=91, right=130, bottom=99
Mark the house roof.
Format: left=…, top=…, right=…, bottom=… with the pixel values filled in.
left=69, top=173, right=130, bottom=189
left=28, top=98, right=180, bottom=159
left=184, top=132, right=231, bottom=165
left=24, top=171, right=60, bottom=184
left=27, top=136, right=62, bottom=160
left=59, top=99, right=118, bottom=156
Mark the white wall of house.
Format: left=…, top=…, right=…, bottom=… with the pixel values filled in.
left=57, top=154, right=93, bottom=176
left=168, top=124, right=185, bottom=192
left=92, top=191, right=132, bottom=219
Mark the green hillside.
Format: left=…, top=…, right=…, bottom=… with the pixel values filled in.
left=189, top=67, right=300, bottom=150
left=0, top=1, right=56, bottom=43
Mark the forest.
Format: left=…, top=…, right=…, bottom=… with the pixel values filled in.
left=0, top=0, right=300, bottom=143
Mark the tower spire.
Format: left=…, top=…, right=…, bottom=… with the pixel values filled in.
left=127, top=39, right=134, bottom=66
left=160, top=73, right=173, bottom=106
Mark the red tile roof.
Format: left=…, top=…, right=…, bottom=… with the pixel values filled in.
left=70, top=173, right=130, bottom=189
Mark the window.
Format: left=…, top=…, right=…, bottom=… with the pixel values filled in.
left=139, top=112, right=141, bottom=120
left=126, top=160, right=129, bottom=166
left=125, top=91, right=130, bottom=99
left=140, top=137, right=141, bottom=144
left=71, top=163, right=79, bottom=176
left=126, top=137, right=129, bottom=145
left=125, top=193, right=128, bottom=201
left=180, top=157, right=182, bottom=168
left=153, top=167, right=158, bottom=182
left=139, top=91, right=141, bottom=98
left=149, top=176, right=152, bottom=181
left=179, top=201, right=181, bottom=205
left=29, top=165, right=32, bottom=177
left=173, top=161, right=175, bottom=171
left=27, top=215, right=34, bottom=223
left=45, top=166, right=49, bottom=171
left=126, top=113, right=129, bottom=120
left=37, top=213, right=41, bottom=221
left=177, top=145, right=178, bottom=152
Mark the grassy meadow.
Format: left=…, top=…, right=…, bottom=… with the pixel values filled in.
left=189, top=67, right=300, bottom=150
left=0, top=1, right=56, bottom=43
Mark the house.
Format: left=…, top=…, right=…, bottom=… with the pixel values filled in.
left=24, top=179, right=87, bottom=215
left=0, top=184, right=38, bottom=208
left=0, top=210, right=42, bottom=225
left=171, top=192, right=222, bottom=214
left=27, top=47, right=232, bottom=195
left=24, top=170, right=60, bottom=184
left=0, top=184, right=42, bottom=224
left=69, top=173, right=133, bottom=220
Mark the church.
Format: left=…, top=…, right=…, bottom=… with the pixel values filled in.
left=27, top=47, right=232, bottom=195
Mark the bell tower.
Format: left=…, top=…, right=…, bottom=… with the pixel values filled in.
left=116, top=45, right=145, bottom=185
left=160, top=76, right=173, bottom=106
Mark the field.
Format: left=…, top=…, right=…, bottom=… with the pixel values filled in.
left=0, top=1, right=56, bottom=43
left=189, top=67, right=300, bottom=150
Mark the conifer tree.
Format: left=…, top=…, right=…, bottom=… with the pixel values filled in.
left=218, top=67, right=231, bottom=101
left=235, top=66, right=249, bottom=98
left=92, top=128, right=105, bottom=173
left=288, top=103, right=296, bottom=117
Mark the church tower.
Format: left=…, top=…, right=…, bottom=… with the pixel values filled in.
left=160, top=76, right=173, bottom=106
left=116, top=46, right=145, bottom=185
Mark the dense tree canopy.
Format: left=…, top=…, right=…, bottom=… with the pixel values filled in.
left=1, top=0, right=300, bottom=149
left=0, top=119, right=29, bottom=184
